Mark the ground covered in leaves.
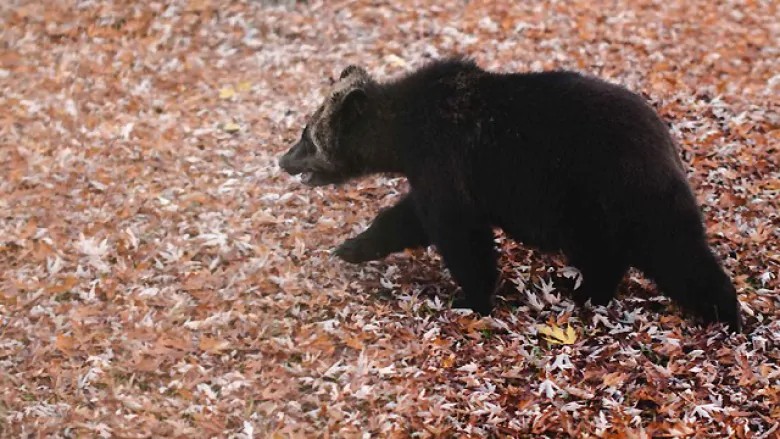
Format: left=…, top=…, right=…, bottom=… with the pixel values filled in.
left=1, top=0, right=779, bottom=437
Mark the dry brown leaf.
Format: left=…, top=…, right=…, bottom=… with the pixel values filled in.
left=602, top=372, right=628, bottom=388
left=199, top=336, right=230, bottom=354
left=55, top=334, right=76, bottom=355
left=45, top=275, right=79, bottom=294
left=1, top=0, right=777, bottom=436
left=343, top=336, right=364, bottom=350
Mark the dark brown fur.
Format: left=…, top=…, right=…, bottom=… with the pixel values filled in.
left=279, top=58, right=741, bottom=331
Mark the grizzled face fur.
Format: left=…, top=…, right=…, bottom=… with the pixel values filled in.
left=279, top=65, right=373, bottom=187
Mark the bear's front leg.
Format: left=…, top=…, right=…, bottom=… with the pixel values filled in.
left=418, top=203, right=499, bottom=315
left=334, top=194, right=429, bottom=263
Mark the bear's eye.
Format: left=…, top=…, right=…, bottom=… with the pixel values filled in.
left=302, top=125, right=315, bottom=143
left=305, top=125, right=322, bottom=152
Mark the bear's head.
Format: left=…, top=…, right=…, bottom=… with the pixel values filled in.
left=279, top=65, right=376, bottom=187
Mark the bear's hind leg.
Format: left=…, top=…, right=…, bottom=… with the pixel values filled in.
left=570, top=254, right=628, bottom=307
left=334, top=194, right=429, bottom=263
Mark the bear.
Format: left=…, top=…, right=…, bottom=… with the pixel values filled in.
left=278, top=58, right=741, bottom=331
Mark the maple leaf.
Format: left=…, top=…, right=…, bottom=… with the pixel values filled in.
left=538, top=379, right=560, bottom=399
left=560, top=266, right=583, bottom=289
left=537, top=323, right=577, bottom=345
left=548, top=353, right=574, bottom=371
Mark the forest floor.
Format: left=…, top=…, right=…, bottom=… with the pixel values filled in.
left=1, top=0, right=779, bottom=437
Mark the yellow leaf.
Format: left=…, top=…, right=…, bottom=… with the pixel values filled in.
left=222, top=122, right=240, bottom=133
left=385, top=54, right=407, bottom=67
left=236, top=81, right=252, bottom=92
left=218, top=87, right=235, bottom=99
left=537, top=323, right=577, bottom=345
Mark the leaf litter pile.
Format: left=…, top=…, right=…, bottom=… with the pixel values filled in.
left=1, top=0, right=779, bottom=437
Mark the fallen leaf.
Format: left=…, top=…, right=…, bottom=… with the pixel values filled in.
left=222, top=122, right=240, bottom=133
left=537, top=324, right=577, bottom=345
left=133, top=356, right=161, bottom=372
left=219, top=87, right=235, bottom=99
left=199, top=336, right=230, bottom=354
left=602, top=371, right=628, bottom=388
left=55, top=334, right=76, bottom=354
left=260, top=386, right=288, bottom=401
left=20, top=219, right=38, bottom=239
left=45, top=275, right=79, bottom=294
left=343, top=336, right=364, bottom=350
left=385, top=54, right=408, bottom=67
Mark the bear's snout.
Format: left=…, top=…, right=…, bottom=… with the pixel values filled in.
left=278, top=141, right=307, bottom=175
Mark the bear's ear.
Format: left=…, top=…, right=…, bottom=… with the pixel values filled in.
left=339, top=86, right=367, bottom=127
left=339, top=65, right=369, bottom=81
